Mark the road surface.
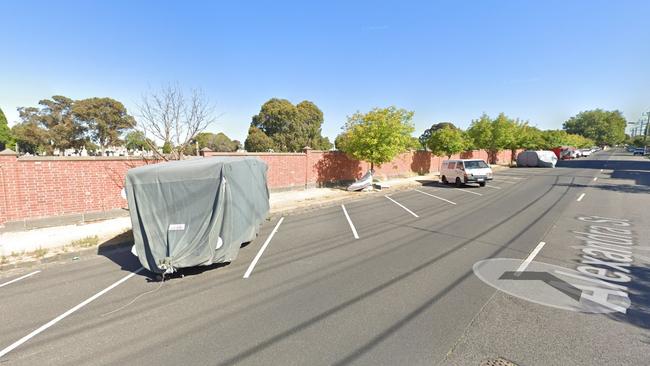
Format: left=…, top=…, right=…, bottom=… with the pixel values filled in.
left=1, top=149, right=648, bottom=365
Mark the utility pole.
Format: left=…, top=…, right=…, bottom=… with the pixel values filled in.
left=645, top=111, right=650, bottom=143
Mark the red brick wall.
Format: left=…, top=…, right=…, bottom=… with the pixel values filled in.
left=0, top=149, right=516, bottom=226
left=0, top=155, right=153, bottom=226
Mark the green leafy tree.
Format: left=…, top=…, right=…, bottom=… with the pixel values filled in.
left=630, top=135, right=646, bottom=147
left=565, top=133, right=594, bottom=148
left=162, top=141, right=173, bottom=154
left=334, top=133, right=348, bottom=150
left=17, top=96, right=87, bottom=153
left=466, top=113, right=493, bottom=153
left=426, top=124, right=469, bottom=158
left=419, top=122, right=456, bottom=149
left=72, top=98, right=135, bottom=152
left=516, top=124, right=544, bottom=150
left=0, top=107, right=14, bottom=150
left=194, top=132, right=239, bottom=152
left=249, top=98, right=331, bottom=152
left=244, top=126, right=275, bottom=152
left=540, top=130, right=569, bottom=149
left=337, top=106, right=415, bottom=171
left=491, top=113, right=517, bottom=152
left=125, top=131, right=156, bottom=151
left=11, top=121, right=49, bottom=154
left=563, top=109, right=626, bottom=146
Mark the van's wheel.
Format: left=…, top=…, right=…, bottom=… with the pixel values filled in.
left=455, top=177, right=462, bottom=187
left=479, top=182, right=486, bottom=187
left=441, top=175, right=448, bottom=184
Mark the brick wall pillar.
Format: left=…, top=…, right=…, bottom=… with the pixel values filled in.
left=0, top=150, right=19, bottom=226
left=303, top=146, right=313, bottom=189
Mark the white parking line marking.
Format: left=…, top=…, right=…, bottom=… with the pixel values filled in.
left=593, top=177, right=598, bottom=181
left=498, top=180, right=516, bottom=184
left=498, top=176, right=524, bottom=180
left=0, top=267, right=143, bottom=359
left=600, top=169, right=603, bottom=172
left=414, top=189, right=456, bottom=205
left=243, top=217, right=285, bottom=278
left=484, top=185, right=501, bottom=190
left=455, top=188, right=483, bottom=196
left=515, top=241, right=546, bottom=274
left=341, top=205, right=359, bottom=239
left=577, top=193, right=586, bottom=202
left=0, top=270, right=41, bottom=289
left=385, top=196, right=419, bottom=217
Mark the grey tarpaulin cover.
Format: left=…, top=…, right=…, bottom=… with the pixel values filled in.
left=516, top=150, right=557, bottom=168
left=125, top=157, right=270, bottom=273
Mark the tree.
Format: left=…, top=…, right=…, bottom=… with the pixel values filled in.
left=426, top=124, right=469, bottom=158
left=245, top=126, right=275, bottom=152
left=11, top=121, right=49, bottom=154
left=248, top=98, right=331, bottom=152
left=16, top=96, right=87, bottom=154
left=467, top=113, right=520, bottom=163
left=466, top=113, right=493, bottom=153
left=516, top=124, right=544, bottom=150
left=125, top=131, right=155, bottom=151
left=73, top=98, right=135, bottom=153
left=419, top=122, right=456, bottom=149
left=540, top=130, right=568, bottom=149
left=563, top=109, right=626, bottom=146
left=195, top=132, right=238, bottom=152
left=0, top=107, right=13, bottom=150
left=137, top=84, right=216, bottom=159
left=630, top=135, right=646, bottom=147
left=565, top=133, right=594, bottom=148
left=337, top=106, right=415, bottom=171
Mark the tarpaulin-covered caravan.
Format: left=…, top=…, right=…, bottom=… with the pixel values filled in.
left=125, top=157, right=270, bottom=273
left=516, top=150, right=558, bottom=168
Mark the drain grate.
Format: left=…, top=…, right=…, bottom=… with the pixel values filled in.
left=480, top=357, right=519, bottom=366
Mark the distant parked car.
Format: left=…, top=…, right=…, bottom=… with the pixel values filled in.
left=552, top=146, right=577, bottom=160
left=633, top=147, right=646, bottom=156
left=440, top=159, right=493, bottom=187
left=580, top=149, right=592, bottom=157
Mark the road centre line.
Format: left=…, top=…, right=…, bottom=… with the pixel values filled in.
left=0, top=267, right=143, bottom=359
left=341, top=205, right=359, bottom=239
left=0, top=270, right=41, bottom=289
left=414, top=189, right=456, bottom=205
left=384, top=196, right=419, bottom=218
left=243, top=217, right=285, bottom=279
left=577, top=193, right=586, bottom=202
left=515, top=241, right=546, bottom=274
left=455, top=188, right=483, bottom=196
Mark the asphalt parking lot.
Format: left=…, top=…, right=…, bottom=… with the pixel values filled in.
left=1, top=149, right=649, bottom=366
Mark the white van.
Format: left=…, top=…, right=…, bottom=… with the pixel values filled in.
left=440, top=159, right=493, bottom=187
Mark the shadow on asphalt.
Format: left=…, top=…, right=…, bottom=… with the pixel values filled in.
left=416, top=180, right=484, bottom=189
left=569, top=261, right=650, bottom=330
left=554, top=182, right=650, bottom=194
left=609, top=265, right=650, bottom=330
left=96, top=230, right=239, bottom=282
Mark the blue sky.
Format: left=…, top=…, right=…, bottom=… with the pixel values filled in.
left=2, top=0, right=649, bottom=142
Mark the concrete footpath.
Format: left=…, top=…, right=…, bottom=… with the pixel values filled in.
left=1, top=171, right=460, bottom=269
